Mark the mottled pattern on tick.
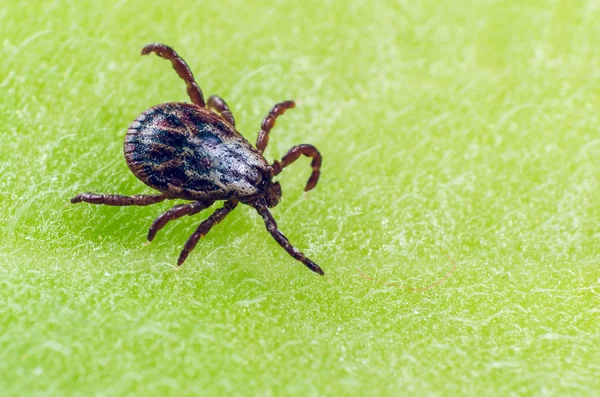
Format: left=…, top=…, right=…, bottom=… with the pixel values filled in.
left=125, top=103, right=269, bottom=200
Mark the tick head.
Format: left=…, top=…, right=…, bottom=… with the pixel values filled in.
left=265, top=181, right=282, bottom=208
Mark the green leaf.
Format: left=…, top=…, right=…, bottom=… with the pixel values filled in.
left=2, top=0, right=600, bottom=395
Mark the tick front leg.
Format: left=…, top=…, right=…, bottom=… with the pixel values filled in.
left=71, top=192, right=168, bottom=206
left=207, top=95, right=235, bottom=126
left=147, top=200, right=214, bottom=242
left=177, top=200, right=238, bottom=266
left=271, top=144, right=322, bottom=192
left=255, top=202, right=324, bottom=275
left=141, top=43, right=206, bottom=107
left=256, top=100, right=295, bottom=153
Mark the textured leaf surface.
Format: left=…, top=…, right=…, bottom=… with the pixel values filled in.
left=1, top=0, right=600, bottom=395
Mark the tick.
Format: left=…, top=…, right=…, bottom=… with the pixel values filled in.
left=71, top=43, right=324, bottom=275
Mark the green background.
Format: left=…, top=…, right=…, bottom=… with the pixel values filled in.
left=2, top=0, right=600, bottom=395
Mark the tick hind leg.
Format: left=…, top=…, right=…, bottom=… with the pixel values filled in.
left=207, top=95, right=235, bottom=126
left=177, top=200, right=238, bottom=266
left=141, top=43, right=206, bottom=107
left=71, top=192, right=168, bottom=206
left=255, top=202, right=324, bottom=275
left=256, top=100, right=295, bottom=153
left=147, top=200, right=214, bottom=242
left=271, top=144, right=322, bottom=192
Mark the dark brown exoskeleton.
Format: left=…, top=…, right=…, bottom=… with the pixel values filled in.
left=71, top=43, right=324, bottom=275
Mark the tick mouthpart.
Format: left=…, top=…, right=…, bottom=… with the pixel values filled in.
left=265, top=181, right=282, bottom=208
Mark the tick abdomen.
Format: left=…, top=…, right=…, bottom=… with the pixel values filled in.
left=125, top=102, right=268, bottom=200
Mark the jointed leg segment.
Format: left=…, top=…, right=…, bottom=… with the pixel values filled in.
left=255, top=202, right=324, bottom=275
left=141, top=43, right=206, bottom=107
left=256, top=100, right=295, bottom=153
left=207, top=95, right=235, bottom=126
left=270, top=144, right=322, bottom=192
left=71, top=192, right=167, bottom=206
left=147, top=200, right=214, bottom=242
left=178, top=200, right=239, bottom=266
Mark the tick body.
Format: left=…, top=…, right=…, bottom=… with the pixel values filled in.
left=71, top=43, right=324, bottom=275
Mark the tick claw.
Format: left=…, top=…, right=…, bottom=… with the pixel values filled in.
left=311, top=263, right=325, bottom=276
left=303, top=258, right=324, bottom=275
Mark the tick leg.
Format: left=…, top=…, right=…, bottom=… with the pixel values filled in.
left=147, top=200, right=214, bottom=242
left=71, top=192, right=167, bottom=206
left=177, top=200, right=238, bottom=266
left=207, top=95, right=235, bottom=126
left=256, top=100, right=295, bottom=153
left=141, top=43, right=206, bottom=107
left=270, top=144, right=322, bottom=192
left=255, top=202, right=324, bottom=275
